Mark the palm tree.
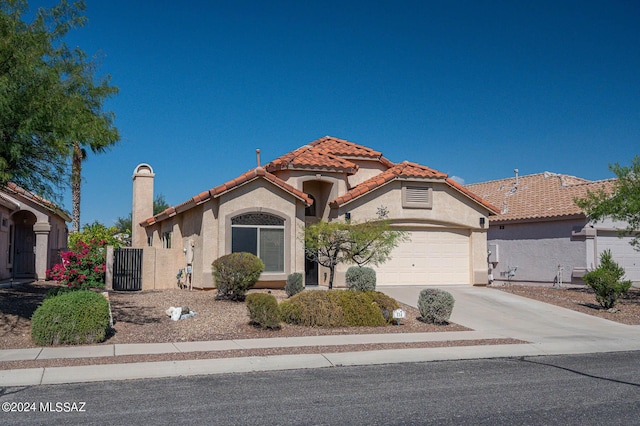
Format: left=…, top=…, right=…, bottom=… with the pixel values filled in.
left=63, top=51, right=120, bottom=233
left=71, top=142, right=85, bottom=233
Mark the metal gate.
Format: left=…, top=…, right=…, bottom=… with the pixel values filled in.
left=113, top=248, right=143, bottom=291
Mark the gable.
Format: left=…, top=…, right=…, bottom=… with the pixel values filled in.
left=1, top=183, right=70, bottom=222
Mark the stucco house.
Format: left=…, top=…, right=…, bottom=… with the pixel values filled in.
left=132, top=136, right=498, bottom=290
left=0, top=183, right=70, bottom=281
left=466, top=171, right=639, bottom=286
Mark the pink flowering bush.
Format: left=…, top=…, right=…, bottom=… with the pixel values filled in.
left=47, top=239, right=108, bottom=288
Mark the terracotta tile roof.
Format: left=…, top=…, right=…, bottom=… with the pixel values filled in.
left=143, top=168, right=313, bottom=226
left=265, top=144, right=359, bottom=174
left=330, top=161, right=499, bottom=213
left=465, top=172, right=616, bottom=222
left=3, top=183, right=71, bottom=221
left=266, top=136, right=396, bottom=173
left=308, top=136, right=395, bottom=167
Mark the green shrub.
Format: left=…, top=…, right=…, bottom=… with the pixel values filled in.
left=337, top=291, right=386, bottom=326
left=369, top=291, right=400, bottom=323
left=279, top=290, right=344, bottom=327
left=245, top=293, right=281, bottom=329
left=417, top=288, right=455, bottom=324
left=31, top=290, right=111, bottom=346
left=584, top=250, right=631, bottom=309
left=285, top=272, right=304, bottom=297
left=345, top=266, right=377, bottom=291
left=213, top=252, right=264, bottom=301
left=44, top=286, right=78, bottom=300
left=279, top=290, right=399, bottom=327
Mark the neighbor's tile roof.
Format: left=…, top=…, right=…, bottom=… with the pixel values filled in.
left=465, top=172, right=616, bottom=222
left=3, top=183, right=71, bottom=221
left=330, top=161, right=499, bottom=213
left=143, top=167, right=313, bottom=226
left=265, top=136, right=395, bottom=174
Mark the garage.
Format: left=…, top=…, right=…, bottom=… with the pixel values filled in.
left=598, top=231, right=640, bottom=283
left=375, top=228, right=471, bottom=286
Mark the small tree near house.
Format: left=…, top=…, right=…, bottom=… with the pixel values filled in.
left=303, top=214, right=407, bottom=289
left=575, top=156, right=640, bottom=250
left=583, top=250, right=631, bottom=310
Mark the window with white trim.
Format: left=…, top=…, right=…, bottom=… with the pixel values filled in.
left=231, top=213, right=284, bottom=272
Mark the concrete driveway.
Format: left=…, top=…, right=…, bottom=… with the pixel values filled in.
left=380, top=285, right=640, bottom=355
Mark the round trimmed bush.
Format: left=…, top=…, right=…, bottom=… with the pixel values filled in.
left=285, top=272, right=304, bottom=297
left=31, top=290, right=111, bottom=346
left=345, top=266, right=376, bottom=291
left=417, top=288, right=455, bottom=324
left=245, top=293, right=281, bottom=329
left=213, top=252, right=264, bottom=301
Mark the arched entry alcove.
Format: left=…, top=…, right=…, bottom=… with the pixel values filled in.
left=11, top=210, right=37, bottom=278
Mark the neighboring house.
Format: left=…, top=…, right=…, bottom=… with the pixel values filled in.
left=131, top=136, right=498, bottom=290
left=466, top=171, right=639, bottom=286
left=0, top=183, right=70, bottom=281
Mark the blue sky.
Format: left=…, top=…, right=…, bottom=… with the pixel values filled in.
left=30, top=0, right=640, bottom=227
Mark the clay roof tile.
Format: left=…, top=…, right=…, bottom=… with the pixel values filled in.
left=465, top=172, right=615, bottom=222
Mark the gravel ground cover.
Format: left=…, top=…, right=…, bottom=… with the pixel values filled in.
left=6, top=281, right=636, bottom=370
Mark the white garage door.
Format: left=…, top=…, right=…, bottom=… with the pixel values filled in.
left=598, top=232, right=640, bottom=283
left=376, top=228, right=470, bottom=285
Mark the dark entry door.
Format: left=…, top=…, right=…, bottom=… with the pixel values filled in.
left=305, top=252, right=318, bottom=286
left=14, top=224, right=35, bottom=277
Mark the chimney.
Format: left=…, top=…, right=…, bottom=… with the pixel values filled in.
left=256, top=149, right=261, bottom=168
left=131, top=164, right=155, bottom=247
left=514, top=168, right=519, bottom=187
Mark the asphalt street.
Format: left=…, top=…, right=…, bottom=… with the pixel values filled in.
left=2, top=351, right=640, bottom=425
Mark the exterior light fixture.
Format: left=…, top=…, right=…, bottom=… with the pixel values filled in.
left=480, top=217, right=486, bottom=228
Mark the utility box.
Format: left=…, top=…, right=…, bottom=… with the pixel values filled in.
left=488, top=244, right=499, bottom=263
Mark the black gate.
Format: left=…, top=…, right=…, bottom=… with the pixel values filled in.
left=113, top=248, right=143, bottom=291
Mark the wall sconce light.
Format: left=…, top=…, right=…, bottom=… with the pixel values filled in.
left=480, top=217, right=486, bottom=228
left=345, top=212, right=351, bottom=221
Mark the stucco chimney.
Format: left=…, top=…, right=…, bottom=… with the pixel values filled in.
left=256, top=149, right=261, bottom=167
left=131, top=163, right=154, bottom=247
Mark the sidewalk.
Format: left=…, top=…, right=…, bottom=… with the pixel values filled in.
left=2, top=285, right=640, bottom=387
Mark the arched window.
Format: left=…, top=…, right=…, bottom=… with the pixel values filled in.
left=231, top=213, right=284, bottom=272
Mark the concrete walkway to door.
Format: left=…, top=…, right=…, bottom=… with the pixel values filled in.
left=379, top=285, right=640, bottom=356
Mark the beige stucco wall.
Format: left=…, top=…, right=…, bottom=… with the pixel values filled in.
left=139, top=177, right=308, bottom=290
left=325, top=180, right=491, bottom=287
left=216, top=179, right=306, bottom=288
left=346, top=159, right=389, bottom=188
left=334, top=180, right=490, bottom=228
left=140, top=246, right=183, bottom=290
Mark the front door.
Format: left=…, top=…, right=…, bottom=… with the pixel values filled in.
left=14, top=224, right=35, bottom=278
left=305, top=251, right=318, bottom=286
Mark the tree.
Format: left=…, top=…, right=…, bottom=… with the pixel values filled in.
left=303, top=217, right=407, bottom=289
left=583, top=250, right=631, bottom=309
left=0, top=0, right=119, bottom=206
left=153, top=194, right=169, bottom=214
left=575, top=156, right=640, bottom=249
left=304, top=220, right=352, bottom=290
left=113, top=194, right=170, bottom=245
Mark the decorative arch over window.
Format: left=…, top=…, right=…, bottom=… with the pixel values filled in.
left=231, top=212, right=285, bottom=272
